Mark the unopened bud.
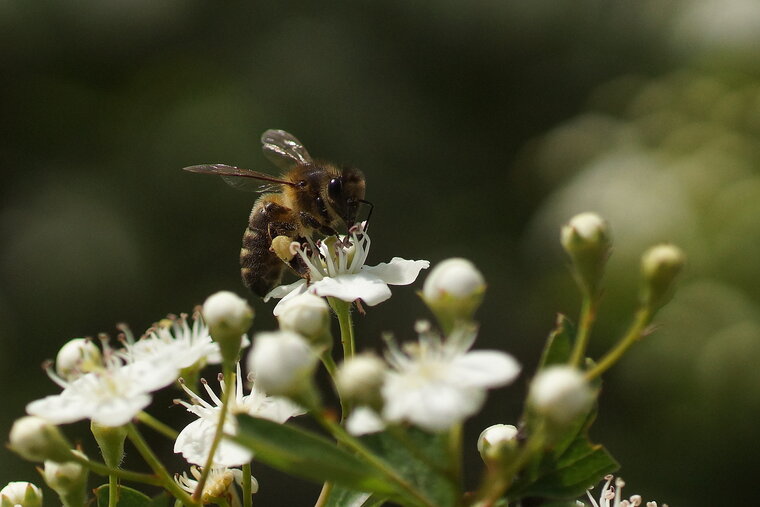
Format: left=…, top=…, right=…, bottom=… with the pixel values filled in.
left=203, top=291, right=254, bottom=364
left=55, top=338, right=102, bottom=381
left=247, top=331, right=318, bottom=398
left=421, top=258, right=486, bottom=332
left=0, top=482, right=43, bottom=507
left=640, top=244, right=685, bottom=308
left=277, top=293, right=331, bottom=348
left=336, top=354, right=386, bottom=407
left=528, top=366, right=594, bottom=426
left=43, top=450, right=89, bottom=504
left=477, top=424, right=518, bottom=462
left=8, top=416, right=72, bottom=463
left=560, top=212, right=611, bottom=296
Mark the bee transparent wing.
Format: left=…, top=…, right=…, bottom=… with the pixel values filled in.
left=261, top=129, right=313, bottom=170
left=183, top=164, right=295, bottom=192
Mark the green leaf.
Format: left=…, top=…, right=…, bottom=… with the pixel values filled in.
left=537, top=314, right=575, bottom=370
left=360, top=428, right=458, bottom=507
left=95, top=485, right=168, bottom=507
left=324, top=486, right=386, bottom=507
left=233, top=415, right=397, bottom=496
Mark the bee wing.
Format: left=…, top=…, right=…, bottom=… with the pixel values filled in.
left=183, top=164, right=295, bottom=192
left=261, top=129, right=313, bottom=170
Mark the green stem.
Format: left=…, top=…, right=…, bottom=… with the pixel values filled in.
left=126, top=423, right=197, bottom=505
left=242, top=463, right=253, bottom=507
left=68, top=452, right=162, bottom=485
left=137, top=411, right=179, bottom=440
left=585, top=306, right=653, bottom=380
left=193, top=364, right=235, bottom=502
left=313, top=411, right=435, bottom=507
left=448, top=423, right=463, bottom=487
left=108, top=474, right=118, bottom=507
left=314, top=482, right=334, bottom=507
left=329, top=298, right=355, bottom=360
left=569, top=295, right=597, bottom=367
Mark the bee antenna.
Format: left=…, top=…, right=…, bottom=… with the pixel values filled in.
left=358, top=199, right=373, bottom=229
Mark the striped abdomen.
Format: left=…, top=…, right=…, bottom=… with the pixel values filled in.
left=240, top=194, right=298, bottom=297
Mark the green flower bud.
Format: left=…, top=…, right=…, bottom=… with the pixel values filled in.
left=560, top=212, right=611, bottom=296
left=277, top=293, right=332, bottom=349
left=336, top=354, right=387, bottom=408
left=8, top=416, right=72, bottom=463
left=0, top=482, right=43, bottom=507
left=421, top=258, right=486, bottom=332
left=528, top=366, right=594, bottom=426
left=640, top=244, right=685, bottom=309
left=203, top=291, right=254, bottom=365
left=42, top=450, right=89, bottom=506
left=477, top=424, right=518, bottom=463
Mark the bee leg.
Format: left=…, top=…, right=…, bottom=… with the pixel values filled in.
left=298, top=211, right=338, bottom=237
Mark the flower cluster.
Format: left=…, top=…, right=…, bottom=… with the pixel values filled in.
left=5, top=215, right=680, bottom=507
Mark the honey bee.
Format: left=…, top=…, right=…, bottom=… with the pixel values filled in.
left=184, top=129, right=371, bottom=297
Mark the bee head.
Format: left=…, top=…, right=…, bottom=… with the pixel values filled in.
left=327, top=167, right=366, bottom=227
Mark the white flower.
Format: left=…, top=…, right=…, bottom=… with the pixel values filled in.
left=118, top=313, right=235, bottom=371
left=528, top=366, right=594, bottom=424
left=422, top=258, right=485, bottom=301
left=264, top=225, right=429, bottom=315
left=583, top=475, right=667, bottom=507
left=175, top=465, right=258, bottom=504
left=381, top=324, right=521, bottom=432
left=345, top=406, right=386, bottom=436
left=0, top=482, right=43, bottom=507
left=246, top=331, right=319, bottom=396
left=174, top=364, right=304, bottom=467
left=55, top=338, right=102, bottom=381
left=27, top=347, right=178, bottom=427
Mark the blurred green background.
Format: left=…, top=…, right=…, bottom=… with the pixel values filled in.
left=2, top=1, right=759, bottom=504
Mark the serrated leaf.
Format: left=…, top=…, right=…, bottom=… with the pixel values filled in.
left=233, top=415, right=397, bottom=496
left=537, top=314, right=575, bottom=370
left=95, top=485, right=160, bottom=507
left=360, top=428, right=458, bottom=507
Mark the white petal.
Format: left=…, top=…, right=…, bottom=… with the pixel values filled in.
left=361, top=258, right=429, bottom=285
left=174, top=418, right=252, bottom=466
left=310, top=273, right=392, bottom=306
left=270, top=281, right=308, bottom=316
left=26, top=394, right=90, bottom=425
left=382, top=374, right=485, bottom=432
left=346, top=407, right=386, bottom=436
left=264, top=279, right=306, bottom=302
left=449, top=351, right=521, bottom=388
left=89, top=393, right=152, bottom=427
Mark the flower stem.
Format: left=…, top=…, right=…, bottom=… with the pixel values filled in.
left=447, top=423, right=463, bottom=487
left=329, top=298, right=355, bottom=360
left=137, top=411, right=179, bottom=440
left=585, top=306, right=653, bottom=380
left=242, top=463, right=253, bottom=507
left=108, top=474, right=118, bottom=507
left=569, top=295, right=597, bottom=367
left=68, top=451, right=162, bottom=485
left=313, top=411, right=435, bottom=507
left=125, top=423, right=197, bottom=505
left=193, top=364, right=235, bottom=502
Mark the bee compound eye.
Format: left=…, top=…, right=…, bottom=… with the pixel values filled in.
left=328, top=178, right=342, bottom=199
